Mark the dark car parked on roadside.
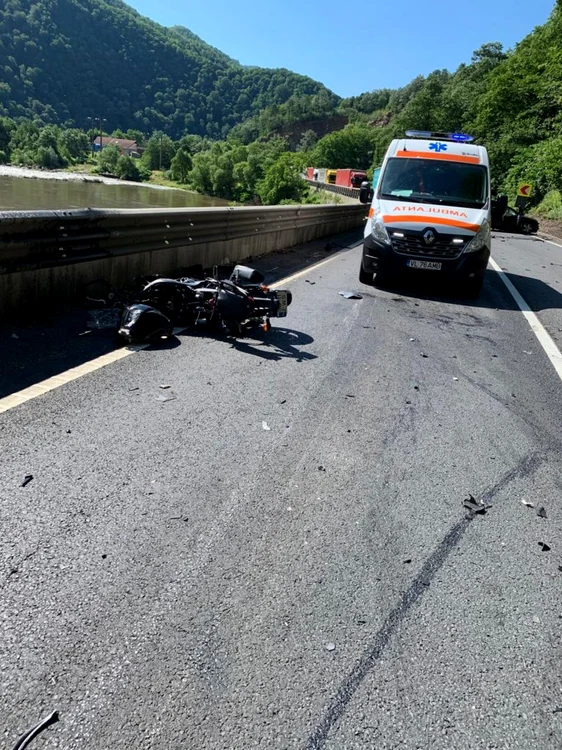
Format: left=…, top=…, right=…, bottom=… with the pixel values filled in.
left=491, top=197, right=539, bottom=235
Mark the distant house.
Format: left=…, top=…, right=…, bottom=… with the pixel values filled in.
left=93, top=137, right=141, bottom=157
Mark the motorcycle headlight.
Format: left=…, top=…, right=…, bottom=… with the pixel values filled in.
left=465, top=220, right=490, bottom=253
left=371, top=213, right=391, bottom=245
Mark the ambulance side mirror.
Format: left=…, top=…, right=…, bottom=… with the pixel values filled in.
left=359, top=181, right=372, bottom=204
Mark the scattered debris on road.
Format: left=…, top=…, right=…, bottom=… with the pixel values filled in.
left=453, top=377, right=459, bottom=382
left=305, top=280, right=316, bottom=285
left=339, top=291, right=363, bottom=300
left=521, top=500, right=534, bottom=508
left=280, top=399, right=287, bottom=404
left=403, top=559, right=412, bottom=564
left=156, top=394, right=176, bottom=403
left=262, top=421, right=271, bottom=431
left=421, top=353, right=428, bottom=358
left=463, top=494, right=491, bottom=517
left=538, top=542, right=551, bottom=552
left=537, top=506, right=548, bottom=518
left=159, top=384, right=171, bottom=389
left=345, top=394, right=355, bottom=399
left=325, top=642, right=336, bottom=652
left=318, top=466, right=326, bottom=472
left=21, top=475, right=33, bottom=488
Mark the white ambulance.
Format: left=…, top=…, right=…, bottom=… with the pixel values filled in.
left=359, top=131, right=491, bottom=297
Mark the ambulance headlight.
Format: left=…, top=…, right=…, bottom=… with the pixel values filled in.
left=465, top=220, right=490, bottom=253
left=371, top=214, right=391, bottom=245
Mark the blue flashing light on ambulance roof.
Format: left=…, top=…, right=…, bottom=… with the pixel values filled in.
left=404, top=130, right=475, bottom=143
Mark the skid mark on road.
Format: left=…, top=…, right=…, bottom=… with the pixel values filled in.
left=305, top=452, right=543, bottom=749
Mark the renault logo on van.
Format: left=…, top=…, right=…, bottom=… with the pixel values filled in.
left=423, top=229, right=436, bottom=245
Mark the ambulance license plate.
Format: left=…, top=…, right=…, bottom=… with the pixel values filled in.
left=408, top=260, right=442, bottom=271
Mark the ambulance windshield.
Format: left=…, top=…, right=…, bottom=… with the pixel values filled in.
left=379, top=158, right=488, bottom=209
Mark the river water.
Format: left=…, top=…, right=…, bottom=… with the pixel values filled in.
left=0, top=168, right=228, bottom=211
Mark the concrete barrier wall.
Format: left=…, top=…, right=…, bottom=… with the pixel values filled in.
left=0, top=204, right=366, bottom=319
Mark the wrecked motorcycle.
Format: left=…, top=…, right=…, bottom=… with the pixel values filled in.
left=136, top=264, right=292, bottom=337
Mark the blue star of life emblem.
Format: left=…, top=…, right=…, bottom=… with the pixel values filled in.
left=429, top=142, right=447, bottom=152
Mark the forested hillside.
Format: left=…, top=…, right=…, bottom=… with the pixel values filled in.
left=0, top=0, right=335, bottom=138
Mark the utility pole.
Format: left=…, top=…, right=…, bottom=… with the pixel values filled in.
left=88, top=116, right=107, bottom=154
left=159, top=133, right=163, bottom=171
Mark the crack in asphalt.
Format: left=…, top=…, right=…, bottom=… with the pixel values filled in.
left=305, top=451, right=544, bottom=749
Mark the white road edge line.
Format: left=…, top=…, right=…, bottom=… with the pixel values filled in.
left=0, top=247, right=349, bottom=415
left=489, top=256, right=562, bottom=382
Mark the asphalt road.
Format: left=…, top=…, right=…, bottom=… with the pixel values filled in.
left=2, top=230, right=562, bottom=749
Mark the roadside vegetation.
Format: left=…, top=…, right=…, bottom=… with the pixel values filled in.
left=2, top=1, right=562, bottom=207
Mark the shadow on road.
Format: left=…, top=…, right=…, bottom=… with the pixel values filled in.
left=227, top=327, right=316, bottom=362
left=376, top=269, right=562, bottom=313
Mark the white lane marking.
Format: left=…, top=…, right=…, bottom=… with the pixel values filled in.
left=0, top=247, right=351, bottom=414
left=269, top=245, right=353, bottom=288
left=545, top=238, right=562, bottom=250
left=489, top=257, right=562, bottom=382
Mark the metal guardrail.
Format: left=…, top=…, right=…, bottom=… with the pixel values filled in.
left=305, top=180, right=361, bottom=200
left=0, top=204, right=366, bottom=275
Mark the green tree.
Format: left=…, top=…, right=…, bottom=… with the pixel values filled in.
left=170, top=148, right=192, bottom=183
left=58, top=128, right=90, bottom=163
left=141, top=132, right=177, bottom=170
left=97, top=144, right=121, bottom=174
left=256, top=153, right=307, bottom=205
left=313, top=125, right=377, bottom=169
left=115, top=154, right=142, bottom=180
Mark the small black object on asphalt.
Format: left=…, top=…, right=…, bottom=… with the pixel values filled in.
left=537, top=506, right=547, bottom=518
left=305, top=280, right=316, bottom=285
left=414, top=386, right=420, bottom=391
left=101, top=554, right=107, bottom=559
left=339, top=291, right=363, bottom=300
left=421, top=353, right=428, bottom=358
left=318, top=466, right=326, bottom=472
left=538, top=542, right=551, bottom=552
left=403, top=559, right=412, bottom=564
left=21, top=475, right=33, bottom=488
left=345, top=394, right=356, bottom=398
left=463, top=494, right=490, bottom=517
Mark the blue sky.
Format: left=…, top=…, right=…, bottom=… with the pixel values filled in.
left=126, top=0, right=555, bottom=97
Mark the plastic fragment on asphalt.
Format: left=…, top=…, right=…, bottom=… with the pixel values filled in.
left=453, top=377, right=459, bottom=381
left=521, top=500, right=535, bottom=508
left=345, top=394, right=355, bottom=399
left=318, top=466, right=326, bottom=472
left=537, top=506, right=547, bottom=518
left=538, top=542, right=551, bottom=552
left=325, top=642, right=336, bottom=652
left=421, top=353, right=428, bottom=358
left=159, top=384, right=171, bottom=389
left=21, top=474, right=33, bottom=487
left=403, top=559, right=412, bottom=564
left=339, top=291, right=363, bottom=300
left=463, top=494, right=490, bottom=516
left=280, top=399, right=287, bottom=404
left=305, top=280, right=316, bottom=285
left=156, top=394, right=176, bottom=402
left=262, top=421, right=271, bottom=431
left=409, top=338, right=415, bottom=342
